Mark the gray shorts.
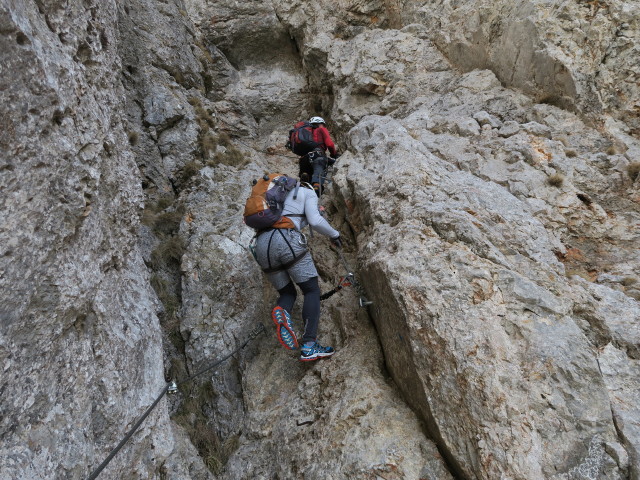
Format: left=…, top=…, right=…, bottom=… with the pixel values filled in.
left=255, top=229, right=318, bottom=290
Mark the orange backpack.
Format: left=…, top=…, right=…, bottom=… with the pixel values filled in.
left=243, top=174, right=299, bottom=231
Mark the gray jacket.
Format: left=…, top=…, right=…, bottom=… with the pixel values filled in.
left=282, top=184, right=339, bottom=238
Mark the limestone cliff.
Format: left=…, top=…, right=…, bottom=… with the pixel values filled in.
left=1, top=0, right=639, bottom=479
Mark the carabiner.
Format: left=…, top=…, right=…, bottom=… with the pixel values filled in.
left=297, top=232, right=308, bottom=246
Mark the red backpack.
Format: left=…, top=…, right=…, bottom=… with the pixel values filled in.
left=287, top=121, right=319, bottom=156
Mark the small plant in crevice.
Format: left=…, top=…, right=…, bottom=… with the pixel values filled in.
left=141, top=195, right=176, bottom=228
left=172, top=381, right=237, bottom=475
left=195, top=40, right=215, bottom=65
left=210, top=145, right=248, bottom=167
left=565, top=269, right=596, bottom=282
left=547, top=173, right=565, bottom=188
left=187, top=96, right=247, bottom=166
left=149, top=234, right=185, bottom=344
left=605, top=145, right=618, bottom=156
left=201, top=133, right=217, bottom=158
left=156, top=195, right=173, bottom=211
left=189, top=96, right=217, bottom=159
left=151, top=235, right=185, bottom=270
left=189, top=96, right=216, bottom=131
left=151, top=273, right=180, bottom=319
left=142, top=194, right=187, bottom=352
left=217, top=132, right=231, bottom=147
left=627, top=162, right=640, bottom=182
left=170, top=69, right=185, bottom=86
left=180, top=160, right=201, bottom=184
left=152, top=207, right=185, bottom=237
left=565, top=149, right=577, bottom=158
left=128, top=130, right=139, bottom=146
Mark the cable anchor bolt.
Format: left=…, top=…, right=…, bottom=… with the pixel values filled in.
left=167, top=380, right=178, bottom=394
left=249, top=323, right=266, bottom=339
left=359, top=297, right=373, bottom=307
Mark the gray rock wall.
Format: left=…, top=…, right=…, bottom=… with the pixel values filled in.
left=252, top=0, right=640, bottom=478
left=0, top=1, right=207, bottom=479
left=2, top=0, right=639, bottom=479
left=400, top=0, right=640, bottom=131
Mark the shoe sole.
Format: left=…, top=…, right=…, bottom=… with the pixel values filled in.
left=299, top=351, right=334, bottom=362
left=271, top=307, right=299, bottom=350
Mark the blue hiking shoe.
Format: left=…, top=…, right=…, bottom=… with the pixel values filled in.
left=271, top=306, right=298, bottom=350
left=300, top=342, right=335, bottom=362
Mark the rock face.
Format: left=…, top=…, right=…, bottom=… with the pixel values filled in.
left=0, top=1, right=207, bottom=479
left=2, top=0, right=639, bottom=479
left=401, top=1, right=640, bottom=130
left=334, top=114, right=631, bottom=478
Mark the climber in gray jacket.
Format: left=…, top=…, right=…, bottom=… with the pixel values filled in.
left=254, top=181, right=342, bottom=361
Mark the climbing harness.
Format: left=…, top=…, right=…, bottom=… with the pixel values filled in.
left=261, top=228, right=309, bottom=274
left=295, top=150, right=335, bottom=198
left=85, top=323, right=266, bottom=480
left=248, top=216, right=308, bottom=266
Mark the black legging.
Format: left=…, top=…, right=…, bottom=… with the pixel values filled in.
left=298, top=150, right=327, bottom=186
left=276, top=277, right=321, bottom=344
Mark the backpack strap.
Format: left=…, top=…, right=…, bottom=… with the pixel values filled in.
left=287, top=181, right=306, bottom=232
left=266, top=229, right=277, bottom=272
left=279, top=228, right=296, bottom=259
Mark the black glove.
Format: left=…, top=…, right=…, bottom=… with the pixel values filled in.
left=331, top=235, right=342, bottom=249
left=328, top=157, right=336, bottom=166
left=334, top=152, right=341, bottom=159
